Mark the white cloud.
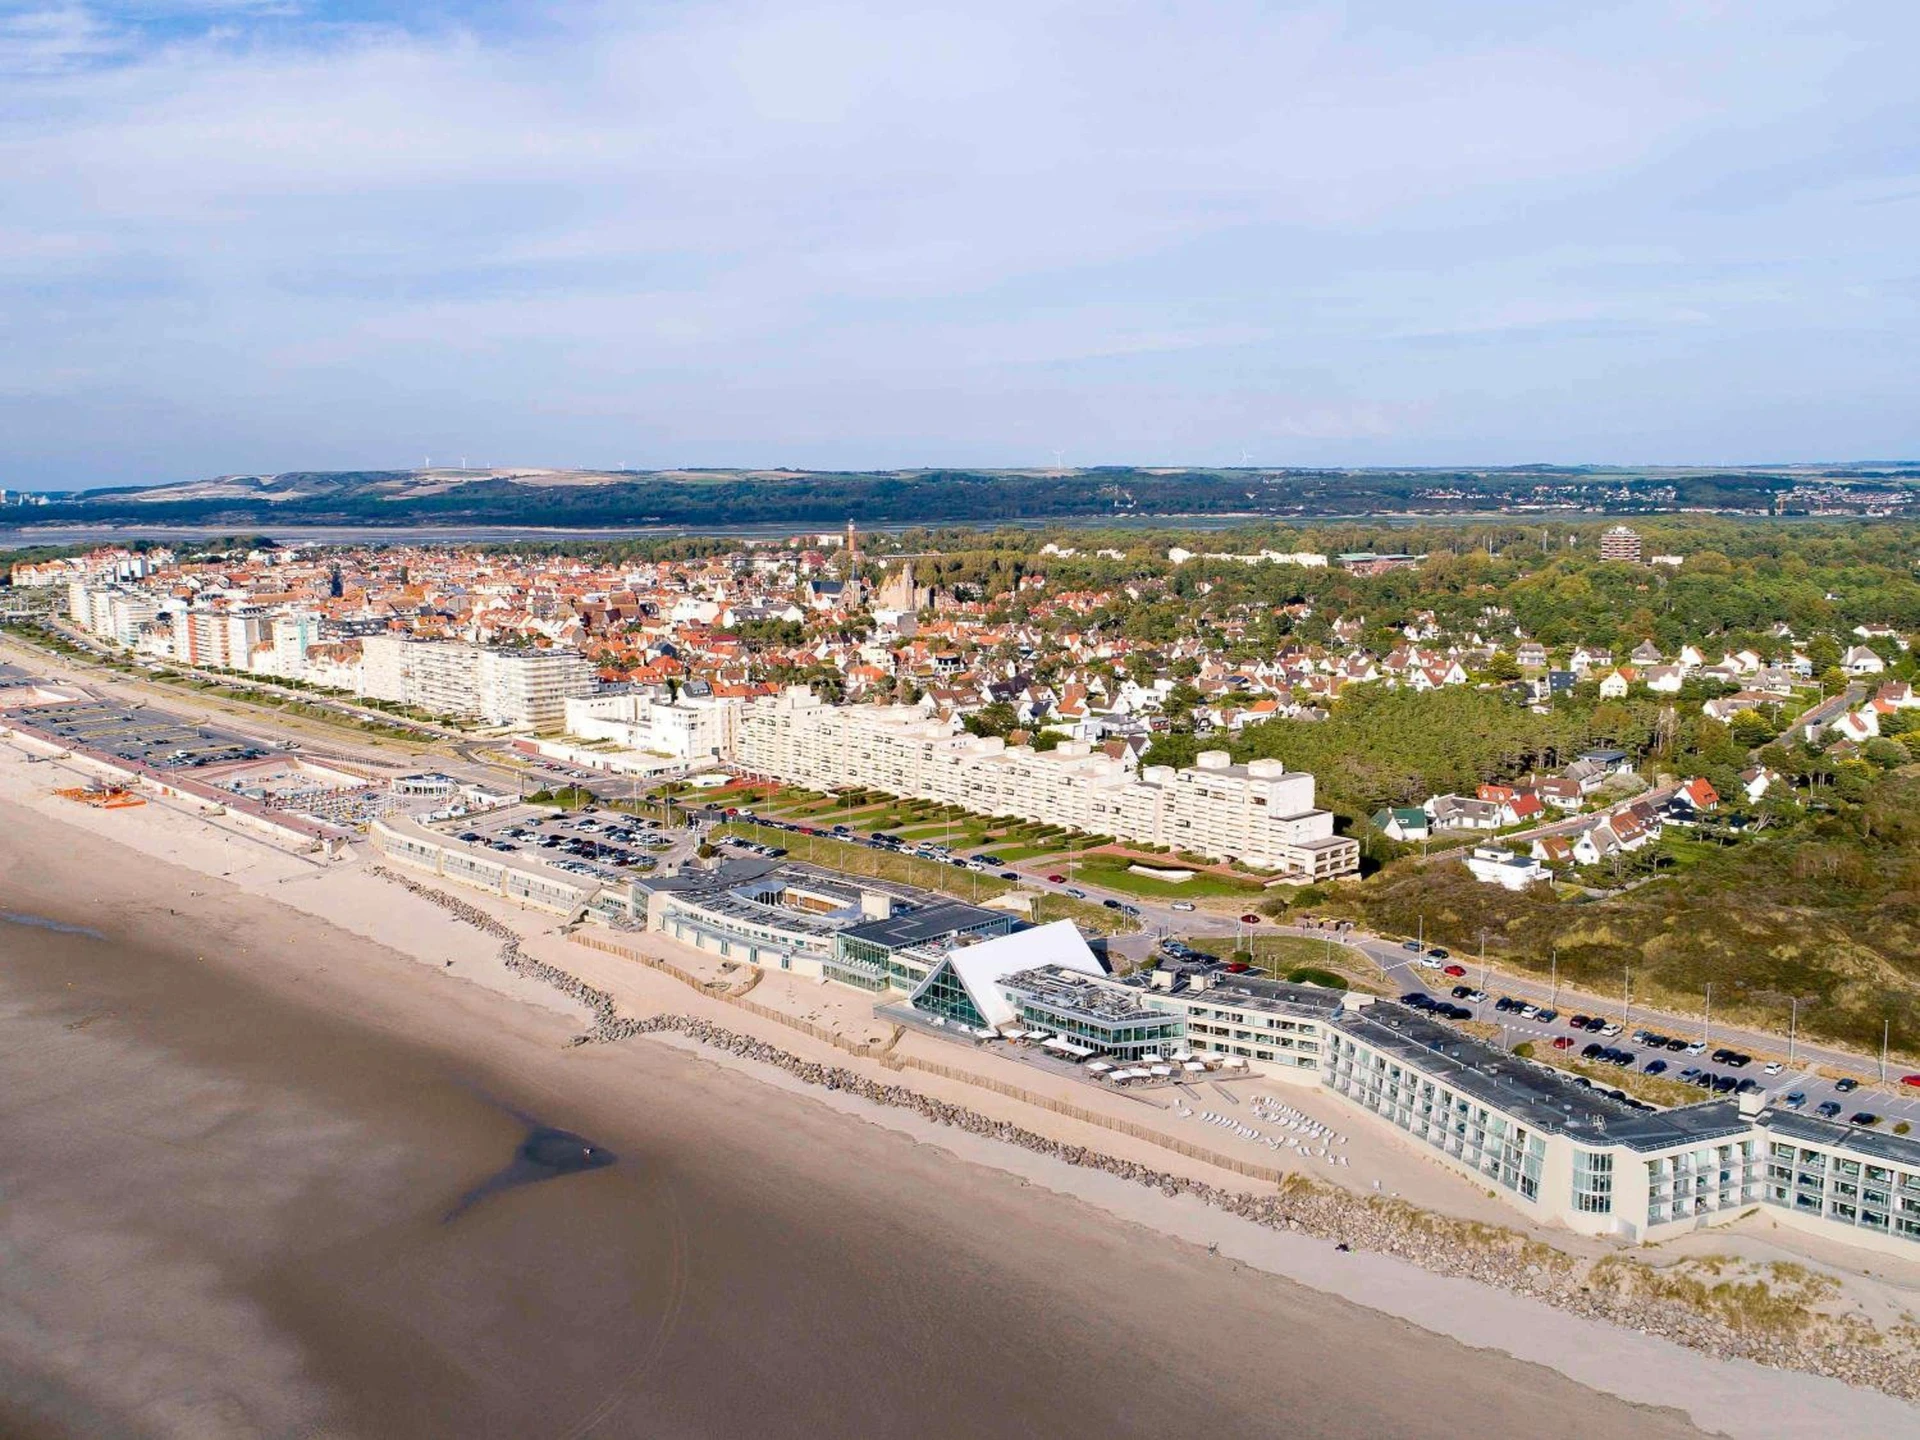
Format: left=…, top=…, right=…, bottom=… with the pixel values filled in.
left=0, top=0, right=1916, bottom=482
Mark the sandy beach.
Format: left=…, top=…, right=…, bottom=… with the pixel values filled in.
left=0, top=747, right=1910, bottom=1437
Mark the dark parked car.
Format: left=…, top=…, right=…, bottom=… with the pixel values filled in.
left=1581, top=1042, right=1606, bottom=1059
left=1665, top=1038, right=1688, bottom=1052
left=1835, top=1077, right=1860, bottom=1093
left=1816, top=1101, right=1843, bottom=1118
left=1451, top=985, right=1473, bottom=999
left=1850, top=1112, right=1881, bottom=1126
left=1644, top=1059, right=1668, bottom=1075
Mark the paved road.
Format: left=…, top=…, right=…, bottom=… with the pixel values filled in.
left=1788, top=682, right=1866, bottom=740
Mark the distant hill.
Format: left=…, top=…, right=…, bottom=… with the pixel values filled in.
left=22, top=463, right=1920, bottom=529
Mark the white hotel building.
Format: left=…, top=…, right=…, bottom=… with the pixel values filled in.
left=734, top=686, right=1358, bottom=877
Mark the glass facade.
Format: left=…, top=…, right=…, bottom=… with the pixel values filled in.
left=1766, top=1142, right=1920, bottom=1243
left=1642, top=1139, right=1760, bottom=1226
left=1573, top=1150, right=1613, bottom=1215
left=1003, top=996, right=1185, bottom=1061
left=1324, top=1036, right=1544, bottom=1201
left=1179, top=1001, right=1322, bottom=1070
left=909, top=959, right=988, bottom=1028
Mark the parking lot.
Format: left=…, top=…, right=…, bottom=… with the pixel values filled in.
left=1377, top=942, right=1920, bottom=1128
left=17, top=697, right=269, bottom=770
left=442, top=804, right=684, bottom=886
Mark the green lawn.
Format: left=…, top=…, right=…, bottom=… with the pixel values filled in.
left=1065, top=854, right=1265, bottom=899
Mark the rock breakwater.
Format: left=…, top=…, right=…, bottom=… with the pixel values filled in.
left=367, top=864, right=1920, bottom=1403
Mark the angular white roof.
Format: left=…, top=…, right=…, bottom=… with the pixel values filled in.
left=941, top=920, right=1102, bottom=1029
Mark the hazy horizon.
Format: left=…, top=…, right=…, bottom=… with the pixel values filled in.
left=4, top=2, right=1916, bottom=488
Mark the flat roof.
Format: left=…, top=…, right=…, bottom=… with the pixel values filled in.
left=1334, top=1003, right=1749, bottom=1150
left=841, top=901, right=1008, bottom=949
left=1185, top=973, right=1346, bottom=1018
left=1764, top=1110, right=1920, bottom=1170
left=1002, top=966, right=1177, bottom=1027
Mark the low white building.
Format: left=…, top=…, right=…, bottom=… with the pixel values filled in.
left=1463, top=846, right=1548, bottom=891
left=563, top=691, right=738, bottom=763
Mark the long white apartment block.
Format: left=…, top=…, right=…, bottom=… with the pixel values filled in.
left=735, top=686, right=1359, bottom=876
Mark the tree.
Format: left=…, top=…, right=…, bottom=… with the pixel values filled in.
left=1863, top=737, right=1911, bottom=769
left=963, top=701, right=1019, bottom=738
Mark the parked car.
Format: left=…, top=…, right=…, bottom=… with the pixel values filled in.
left=1568, top=1014, right=1590, bottom=1029
left=1240, top=913, right=1262, bottom=925
left=1494, top=996, right=1515, bottom=1013
left=998, top=871, right=1019, bottom=881
left=1850, top=1112, right=1882, bottom=1127
left=1783, top=1092, right=1807, bottom=1109
left=1644, top=1059, right=1668, bottom=1075
left=1902, top=1075, right=1920, bottom=1089
left=1401, top=939, right=1423, bottom=953
left=1467, top=989, right=1487, bottom=1003
left=1065, top=887, right=1087, bottom=899
left=1835, top=1077, right=1860, bottom=1093
left=1171, top=900, right=1196, bottom=911
left=1551, top=1036, right=1575, bottom=1050
left=1442, top=964, right=1466, bottom=978
left=1762, top=1061, right=1784, bottom=1076
left=1815, top=1101, right=1842, bottom=1118
left=1451, top=985, right=1473, bottom=999
left=1046, top=874, right=1067, bottom=884
left=1428, top=948, right=1450, bottom=961
left=1534, top=1009, right=1559, bottom=1023
left=1581, top=1042, right=1606, bottom=1059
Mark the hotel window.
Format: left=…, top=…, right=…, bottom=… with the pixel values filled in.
left=1573, top=1150, right=1614, bottom=1215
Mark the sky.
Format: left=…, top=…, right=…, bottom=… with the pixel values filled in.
left=2, top=1, right=1917, bottom=489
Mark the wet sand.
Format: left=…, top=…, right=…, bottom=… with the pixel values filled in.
left=0, top=805, right=1713, bottom=1439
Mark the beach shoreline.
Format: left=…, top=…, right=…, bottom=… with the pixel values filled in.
left=0, top=749, right=1912, bottom=1435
